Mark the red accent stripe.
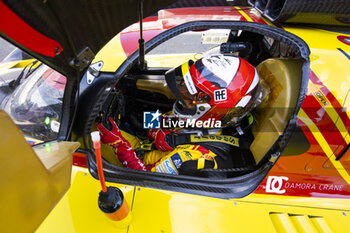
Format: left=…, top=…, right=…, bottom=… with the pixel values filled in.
left=230, top=58, right=255, bottom=96
left=120, top=29, right=163, bottom=57
left=0, top=1, right=62, bottom=57
left=239, top=8, right=267, bottom=24
left=297, top=121, right=322, bottom=152
left=73, top=152, right=87, bottom=168
left=309, top=71, right=350, bottom=135
left=301, top=95, right=347, bottom=158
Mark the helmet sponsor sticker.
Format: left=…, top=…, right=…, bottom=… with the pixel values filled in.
left=183, top=72, right=198, bottom=95
left=214, top=89, right=227, bottom=101
left=202, top=55, right=239, bottom=86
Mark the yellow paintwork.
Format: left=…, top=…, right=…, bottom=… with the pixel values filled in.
left=145, top=53, right=203, bottom=68
left=270, top=213, right=299, bottom=233
left=0, top=110, right=80, bottom=233
left=308, top=82, right=350, bottom=145
left=226, top=6, right=349, bottom=116
left=36, top=167, right=135, bottom=233
left=92, top=34, right=128, bottom=72
left=284, top=27, right=350, bottom=118
left=287, top=27, right=350, bottom=175
left=37, top=166, right=350, bottom=233
left=130, top=188, right=350, bottom=233
left=35, top=16, right=350, bottom=233
left=298, top=109, right=350, bottom=184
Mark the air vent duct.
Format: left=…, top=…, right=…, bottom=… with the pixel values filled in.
left=250, top=0, right=350, bottom=26
left=270, top=212, right=334, bottom=233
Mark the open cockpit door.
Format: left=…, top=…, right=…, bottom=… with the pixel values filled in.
left=0, top=0, right=176, bottom=78
left=0, top=110, right=79, bottom=232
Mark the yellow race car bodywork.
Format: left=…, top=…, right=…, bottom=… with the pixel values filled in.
left=35, top=166, right=350, bottom=233
left=36, top=11, right=350, bottom=233
left=1, top=3, right=350, bottom=233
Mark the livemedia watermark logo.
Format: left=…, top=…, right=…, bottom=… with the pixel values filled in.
left=143, top=110, right=221, bottom=129
left=143, top=110, right=161, bottom=129
left=143, top=107, right=350, bottom=131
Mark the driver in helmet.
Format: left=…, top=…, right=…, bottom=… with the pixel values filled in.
left=98, top=54, right=269, bottom=175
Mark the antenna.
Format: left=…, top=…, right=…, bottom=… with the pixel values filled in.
left=138, top=0, right=147, bottom=70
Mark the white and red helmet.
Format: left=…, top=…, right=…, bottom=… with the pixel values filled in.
left=165, top=55, right=265, bottom=127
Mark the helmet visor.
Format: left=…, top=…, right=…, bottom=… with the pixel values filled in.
left=165, top=60, right=197, bottom=109
left=165, top=60, right=213, bottom=116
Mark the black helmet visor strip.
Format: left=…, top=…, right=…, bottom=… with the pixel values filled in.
left=165, top=60, right=195, bottom=105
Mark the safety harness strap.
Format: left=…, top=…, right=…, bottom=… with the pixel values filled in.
left=166, top=133, right=251, bottom=150
left=190, top=135, right=239, bottom=147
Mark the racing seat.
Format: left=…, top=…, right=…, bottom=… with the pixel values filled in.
left=250, top=58, right=303, bottom=164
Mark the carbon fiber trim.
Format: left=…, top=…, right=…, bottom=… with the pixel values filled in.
left=250, top=0, right=350, bottom=26
left=87, top=150, right=271, bottom=199
left=168, top=0, right=236, bottom=8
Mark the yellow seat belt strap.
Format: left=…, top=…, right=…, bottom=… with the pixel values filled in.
left=190, top=135, right=240, bottom=147
left=197, top=158, right=206, bottom=170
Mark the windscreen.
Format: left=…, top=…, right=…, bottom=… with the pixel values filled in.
left=0, top=38, right=66, bottom=144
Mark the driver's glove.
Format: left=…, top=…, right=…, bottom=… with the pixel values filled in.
left=98, top=117, right=148, bottom=171
left=148, top=129, right=179, bottom=152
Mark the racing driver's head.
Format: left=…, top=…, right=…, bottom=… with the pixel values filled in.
left=165, top=54, right=268, bottom=127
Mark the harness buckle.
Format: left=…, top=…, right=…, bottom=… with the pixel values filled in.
left=140, top=142, right=154, bottom=151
